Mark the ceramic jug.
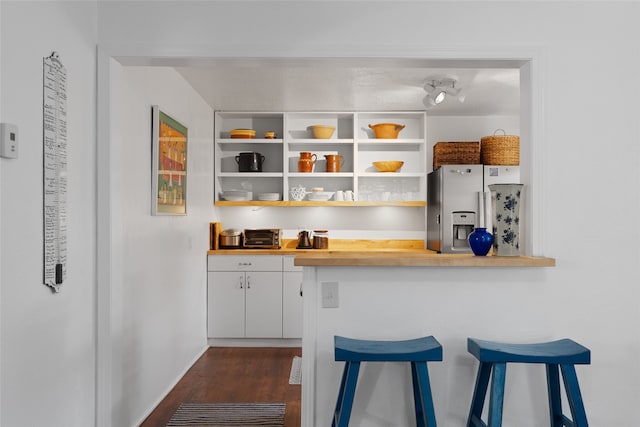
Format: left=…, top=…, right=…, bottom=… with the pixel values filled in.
left=324, top=154, right=344, bottom=172
left=298, top=152, right=317, bottom=173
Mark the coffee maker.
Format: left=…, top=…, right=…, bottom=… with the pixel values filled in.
left=427, top=165, right=484, bottom=253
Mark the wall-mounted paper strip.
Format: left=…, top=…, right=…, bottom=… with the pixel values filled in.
left=43, top=52, right=67, bottom=293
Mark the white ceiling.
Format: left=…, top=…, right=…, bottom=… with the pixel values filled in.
left=169, top=58, right=522, bottom=116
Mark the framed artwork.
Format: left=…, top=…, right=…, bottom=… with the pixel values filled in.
left=151, top=105, right=188, bottom=215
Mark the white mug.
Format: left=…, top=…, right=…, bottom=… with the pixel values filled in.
left=335, top=190, right=344, bottom=201
left=345, top=190, right=354, bottom=201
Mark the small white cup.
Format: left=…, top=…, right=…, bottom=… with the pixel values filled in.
left=345, top=190, right=354, bottom=201
left=335, top=190, right=344, bottom=201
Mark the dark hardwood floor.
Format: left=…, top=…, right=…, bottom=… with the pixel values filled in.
left=140, top=347, right=302, bottom=427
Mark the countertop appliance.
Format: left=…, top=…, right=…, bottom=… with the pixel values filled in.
left=219, top=229, right=243, bottom=249
left=296, top=230, right=312, bottom=249
left=427, top=165, right=520, bottom=253
left=243, top=228, right=282, bottom=249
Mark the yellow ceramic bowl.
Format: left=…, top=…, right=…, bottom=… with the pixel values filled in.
left=311, top=125, right=335, bottom=139
left=373, top=161, right=404, bottom=172
left=229, top=129, right=256, bottom=139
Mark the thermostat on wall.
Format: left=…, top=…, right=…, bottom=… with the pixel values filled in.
left=1, top=123, right=19, bottom=159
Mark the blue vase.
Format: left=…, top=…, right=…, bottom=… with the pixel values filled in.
left=468, top=227, right=493, bottom=256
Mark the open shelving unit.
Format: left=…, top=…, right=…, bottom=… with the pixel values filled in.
left=214, top=111, right=427, bottom=207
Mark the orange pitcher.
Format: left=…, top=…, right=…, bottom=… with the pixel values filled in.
left=298, top=152, right=317, bottom=173
left=324, top=154, right=344, bottom=172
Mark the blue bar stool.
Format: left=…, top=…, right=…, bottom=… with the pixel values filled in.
left=466, top=338, right=591, bottom=427
left=332, top=335, right=442, bottom=427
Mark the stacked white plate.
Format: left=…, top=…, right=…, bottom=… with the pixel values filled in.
left=307, top=191, right=334, bottom=201
left=221, top=190, right=252, bottom=201
left=258, top=192, right=281, bottom=201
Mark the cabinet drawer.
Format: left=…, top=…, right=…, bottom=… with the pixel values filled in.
left=283, top=256, right=303, bottom=272
left=208, top=255, right=282, bottom=272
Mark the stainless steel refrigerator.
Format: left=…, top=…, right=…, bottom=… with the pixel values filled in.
left=427, top=165, right=520, bottom=253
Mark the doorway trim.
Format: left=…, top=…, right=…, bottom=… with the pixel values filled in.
left=95, top=44, right=545, bottom=427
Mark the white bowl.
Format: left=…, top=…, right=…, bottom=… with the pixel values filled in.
left=307, top=191, right=335, bottom=201
left=258, top=192, right=281, bottom=201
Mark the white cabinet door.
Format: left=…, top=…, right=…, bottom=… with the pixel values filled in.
left=283, top=271, right=304, bottom=338
left=245, top=271, right=283, bottom=338
left=208, top=271, right=246, bottom=338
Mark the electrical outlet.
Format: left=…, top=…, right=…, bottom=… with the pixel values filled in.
left=321, top=282, right=339, bottom=308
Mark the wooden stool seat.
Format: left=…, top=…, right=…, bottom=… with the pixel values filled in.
left=466, top=338, right=591, bottom=427
left=333, top=335, right=442, bottom=427
left=335, top=335, right=443, bottom=362
left=468, top=338, right=591, bottom=365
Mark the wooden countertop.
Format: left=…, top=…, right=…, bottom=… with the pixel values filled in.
left=207, top=239, right=555, bottom=268
left=294, top=252, right=555, bottom=267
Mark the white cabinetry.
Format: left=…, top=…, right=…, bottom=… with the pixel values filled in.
left=214, top=111, right=426, bottom=206
left=282, top=256, right=303, bottom=339
left=207, top=255, right=303, bottom=339
left=207, top=256, right=283, bottom=338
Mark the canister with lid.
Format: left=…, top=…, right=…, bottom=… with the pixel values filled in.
left=312, top=230, right=329, bottom=249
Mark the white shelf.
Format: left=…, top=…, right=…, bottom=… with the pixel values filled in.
left=358, top=172, right=425, bottom=178
left=218, top=172, right=284, bottom=178
left=218, top=138, right=283, bottom=144
left=288, top=172, right=353, bottom=178
left=288, top=139, right=353, bottom=145
left=357, top=139, right=425, bottom=146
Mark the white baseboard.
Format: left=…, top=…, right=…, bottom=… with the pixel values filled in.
left=207, top=338, right=302, bottom=347
left=132, top=345, right=208, bottom=427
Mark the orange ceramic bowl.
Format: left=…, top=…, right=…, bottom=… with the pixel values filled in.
left=368, top=123, right=405, bottom=139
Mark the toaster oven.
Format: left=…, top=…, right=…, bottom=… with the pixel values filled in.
left=243, top=228, right=282, bottom=249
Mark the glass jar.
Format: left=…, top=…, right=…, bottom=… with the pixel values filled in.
left=312, top=230, right=329, bottom=249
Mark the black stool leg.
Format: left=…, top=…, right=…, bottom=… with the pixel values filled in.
left=561, top=364, right=588, bottom=427
left=546, top=363, right=564, bottom=427
left=467, top=362, right=492, bottom=427
left=411, top=361, right=437, bottom=427
left=333, top=361, right=361, bottom=427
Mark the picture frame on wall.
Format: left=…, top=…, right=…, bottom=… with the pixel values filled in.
left=151, top=105, right=188, bottom=215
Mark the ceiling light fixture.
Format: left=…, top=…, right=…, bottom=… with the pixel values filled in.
left=423, top=77, right=466, bottom=108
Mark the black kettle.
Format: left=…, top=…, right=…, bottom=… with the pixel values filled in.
left=296, top=230, right=312, bottom=249
left=235, top=152, right=265, bottom=172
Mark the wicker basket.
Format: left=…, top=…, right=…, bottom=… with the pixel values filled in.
left=480, top=129, right=520, bottom=165
left=433, top=141, right=480, bottom=169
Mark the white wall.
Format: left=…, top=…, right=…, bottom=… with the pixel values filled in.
left=0, top=1, right=636, bottom=426
left=97, top=1, right=640, bottom=426
left=0, top=2, right=97, bottom=426
left=109, top=64, right=212, bottom=426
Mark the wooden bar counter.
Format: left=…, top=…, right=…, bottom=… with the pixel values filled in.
left=209, top=239, right=555, bottom=268
left=284, top=240, right=555, bottom=426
